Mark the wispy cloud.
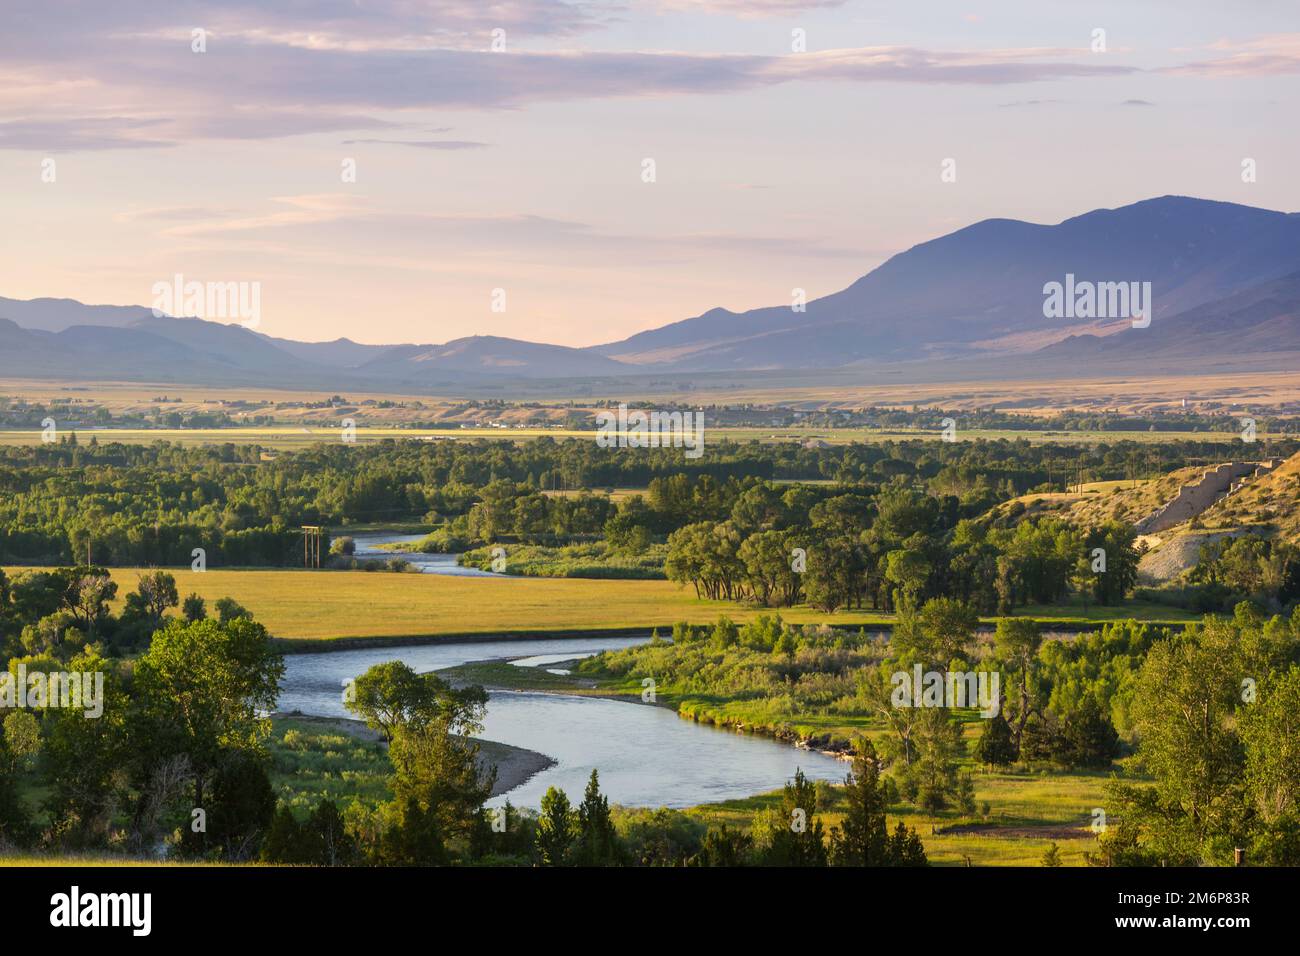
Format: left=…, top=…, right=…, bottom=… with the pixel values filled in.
left=341, top=138, right=491, bottom=150
left=0, top=1, right=1139, bottom=151
left=644, top=0, right=849, bottom=17
left=1162, top=33, right=1300, bottom=76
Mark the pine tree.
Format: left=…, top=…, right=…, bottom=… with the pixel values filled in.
left=260, top=805, right=306, bottom=863
left=576, top=770, right=618, bottom=865
left=975, top=711, right=1017, bottom=768
left=535, top=786, right=577, bottom=866
left=829, top=740, right=889, bottom=866
left=888, top=820, right=929, bottom=866
left=765, top=768, right=828, bottom=866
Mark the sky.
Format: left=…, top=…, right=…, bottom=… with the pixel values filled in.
left=1, top=0, right=1298, bottom=347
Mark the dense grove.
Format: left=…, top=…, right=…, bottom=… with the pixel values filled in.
left=661, top=481, right=1141, bottom=612
left=0, top=434, right=1283, bottom=569
left=582, top=602, right=1300, bottom=866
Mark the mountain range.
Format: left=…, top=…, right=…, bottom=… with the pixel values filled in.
left=3, top=195, right=1298, bottom=390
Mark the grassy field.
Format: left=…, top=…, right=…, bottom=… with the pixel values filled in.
left=0, top=424, right=1275, bottom=449
left=687, top=770, right=1111, bottom=866
left=3, top=566, right=1197, bottom=644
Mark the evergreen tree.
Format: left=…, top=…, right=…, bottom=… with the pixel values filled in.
left=536, top=786, right=577, bottom=866
left=765, top=768, right=828, bottom=866
left=975, top=711, right=1017, bottom=768
left=1064, top=698, right=1120, bottom=768
left=829, top=740, right=889, bottom=866
left=887, top=820, right=928, bottom=866
left=305, top=799, right=357, bottom=865
left=260, top=805, right=308, bottom=863
left=576, top=770, right=618, bottom=866
left=693, top=825, right=754, bottom=866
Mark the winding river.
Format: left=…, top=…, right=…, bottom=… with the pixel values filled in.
left=278, top=535, right=849, bottom=808
left=349, top=531, right=501, bottom=576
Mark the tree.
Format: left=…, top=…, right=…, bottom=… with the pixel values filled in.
left=2, top=711, right=41, bottom=771
left=304, top=799, right=357, bottom=865
left=133, top=617, right=284, bottom=822
left=1099, top=609, right=1283, bottom=865
left=135, top=570, right=179, bottom=629
left=884, top=549, right=931, bottom=610
left=693, top=825, right=754, bottom=866
left=1061, top=697, right=1120, bottom=768
left=58, top=566, right=116, bottom=642
left=576, top=769, right=619, bottom=865
left=536, top=786, right=577, bottom=866
left=738, top=530, right=801, bottom=607
left=1084, top=522, right=1140, bottom=605
left=916, top=597, right=979, bottom=664
left=260, top=805, right=309, bottom=863
left=886, top=820, right=928, bottom=866
left=387, top=717, right=493, bottom=846
left=829, top=740, right=889, bottom=866
left=975, top=712, right=1017, bottom=769
left=1240, top=665, right=1300, bottom=863
left=764, top=768, right=828, bottom=866
left=346, top=660, right=487, bottom=743
left=994, top=617, right=1042, bottom=749
left=201, top=749, right=276, bottom=860
left=182, top=593, right=207, bottom=622
left=1041, top=843, right=1063, bottom=867
left=804, top=535, right=859, bottom=612
left=859, top=663, right=923, bottom=766
left=214, top=597, right=251, bottom=623
left=375, top=796, right=449, bottom=866
left=909, top=708, right=964, bottom=812
left=0, top=735, right=31, bottom=846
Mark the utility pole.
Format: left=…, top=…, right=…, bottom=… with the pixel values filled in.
left=301, top=526, right=323, bottom=569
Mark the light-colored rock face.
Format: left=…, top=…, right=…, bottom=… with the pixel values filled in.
left=1134, top=461, right=1275, bottom=535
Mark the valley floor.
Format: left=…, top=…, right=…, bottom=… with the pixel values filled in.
left=0, top=566, right=1197, bottom=647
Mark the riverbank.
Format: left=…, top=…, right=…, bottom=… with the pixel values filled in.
left=270, top=712, right=556, bottom=798
left=438, top=658, right=856, bottom=763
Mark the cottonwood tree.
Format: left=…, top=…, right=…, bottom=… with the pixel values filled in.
left=132, top=616, right=284, bottom=833
left=346, top=660, right=487, bottom=742
left=1099, top=606, right=1300, bottom=865
left=42, top=649, right=131, bottom=848
left=994, top=617, right=1042, bottom=750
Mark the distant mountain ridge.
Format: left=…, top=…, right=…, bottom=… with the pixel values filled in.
left=3, top=196, right=1299, bottom=388
left=593, top=195, right=1300, bottom=369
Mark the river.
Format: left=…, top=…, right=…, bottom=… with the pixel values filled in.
left=279, top=635, right=849, bottom=808
left=349, top=532, right=500, bottom=576
left=279, top=535, right=849, bottom=808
